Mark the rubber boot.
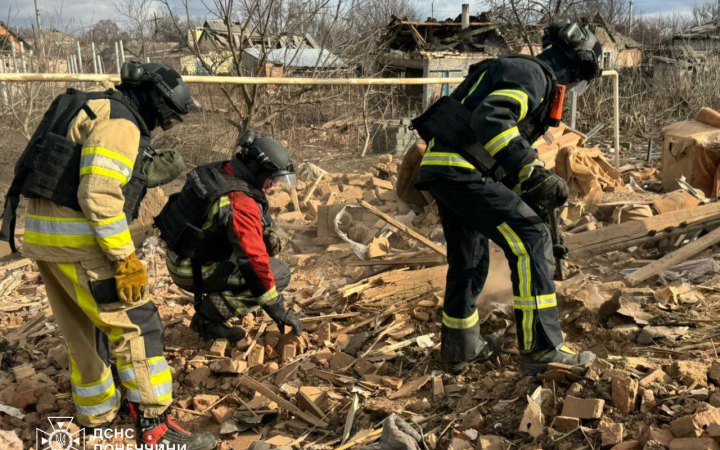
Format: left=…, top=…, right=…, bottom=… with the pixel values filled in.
left=442, top=324, right=504, bottom=375
left=519, top=345, right=596, bottom=375
left=129, top=402, right=217, bottom=450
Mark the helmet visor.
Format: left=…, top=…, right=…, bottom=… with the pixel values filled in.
left=271, top=172, right=297, bottom=190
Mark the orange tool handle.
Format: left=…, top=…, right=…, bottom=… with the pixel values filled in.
left=550, top=84, right=567, bottom=122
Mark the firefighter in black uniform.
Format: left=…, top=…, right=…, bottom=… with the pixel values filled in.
left=155, top=133, right=301, bottom=342
left=413, top=21, right=603, bottom=375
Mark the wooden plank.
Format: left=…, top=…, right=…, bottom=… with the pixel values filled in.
left=238, top=375, right=328, bottom=428
left=359, top=201, right=447, bottom=257
left=566, top=202, right=720, bottom=258
left=302, top=172, right=325, bottom=204
left=289, top=186, right=301, bottom=212
left=625, top=226, right=720, bottom=285
left=347, top=255, right=445, bottom=267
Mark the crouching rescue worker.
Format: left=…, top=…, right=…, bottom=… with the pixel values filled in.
left=412, top=21, right=603, bottom=375
left=154, top=132, right=301, bottom=342
left=0, top=61, right=217, bottom=449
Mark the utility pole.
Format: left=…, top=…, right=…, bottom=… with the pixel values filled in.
left=33, top=0, right=42, bottom=33
left=628, top=0, right=634, bottom=31
left=33, top=0, right=43, bottom=58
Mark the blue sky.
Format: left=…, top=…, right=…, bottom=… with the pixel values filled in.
left=0, top=0, right=712, bottom=29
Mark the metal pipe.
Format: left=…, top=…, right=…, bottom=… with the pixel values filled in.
left=0, top=70, right=622, bottom=164
left=76, top=41, right=83, bottom=73
left=119, top=40, right=125, bottom=65
left=569, top=89, right=577, bottom=129
left=115, top=42, right=120, bottom=74
left=91, top=42, right=98, bottom=74
left=601, top=69, right=621, bottom=168
left=0, top=73, right=469, bottom=84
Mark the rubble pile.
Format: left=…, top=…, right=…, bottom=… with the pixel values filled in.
left=3, top=122, right=720, bottom=450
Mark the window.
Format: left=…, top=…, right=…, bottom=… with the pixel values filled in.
left=603, top=52, right=612, bottom=69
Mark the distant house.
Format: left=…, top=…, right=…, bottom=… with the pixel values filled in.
left=242, top=47, right=348, bottom=76
left=648, top=44, right=706, bottom=76
left=587, top=15, right=642, bottom=70
left=0, top=22, right=31, bottom=54
left=380, top=9, right=511, bottom=109
left=671, top=21, right=720, bottom=53
left=181, top=19, right=344, bottom=76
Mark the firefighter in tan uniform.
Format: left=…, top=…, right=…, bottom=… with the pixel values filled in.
left=0, top=62, right=216, bottom=449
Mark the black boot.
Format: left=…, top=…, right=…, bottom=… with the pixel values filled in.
left=441, top=322, right=504, bottom=375
left=519, top=345, right=596, bottom=375
left=190, top=313, right=246, bottom=342
left=192, top=293, right=247, bottom=342
left=128, top=402, right=217, bottom=450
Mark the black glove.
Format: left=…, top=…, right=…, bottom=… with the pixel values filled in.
left=263, top=226, right=287, bottom=257
left=263, top=294, right=302, bottom=335
left=518, top=166, right=569, bottom=212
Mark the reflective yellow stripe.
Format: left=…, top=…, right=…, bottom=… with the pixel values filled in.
left=203, top=196, right=231, bottom=229
left=90, top=213, right=132, bottom=251
left=488, top=89, right=529, bottom=121
left=58, top=263, right=123, bottom=344
left=75, top=391, right=120, bottom=418
left=23, top=230, right=96, bottom=247
left=461, top=71, right=487, bottom=104
left=258, top=286, right=279, bottom=305
left=71, top=366, right=114, bottom=397
left=96, top=229, right=133, bottom=251
left=166, top=258, right=218, bottom=278
left=560, top=345, right=576, bottom=355
left=518, top=158, right=544, bottom=185
left=442, top=310, right=480, bottom=329
left=523, top=309, right=534, bottom=351
left=421, top=152, right=477, bottom=170
left=514, top=294, right=557, bottom=310
left=497, top=223, right=531, bottom=298
left=484, top=127, right=521, bottom=156
left=79, top=166, right=129, bottom=185
left=121, top=368, right=173, bottom=391
left=81, top=146, right=135, bottom=168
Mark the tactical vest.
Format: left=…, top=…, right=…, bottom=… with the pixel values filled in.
left=411, top=55, right=557, bottom=176
left=0, top=88, right=151, bottom=252
left=154, top=160, right=268, bottom=262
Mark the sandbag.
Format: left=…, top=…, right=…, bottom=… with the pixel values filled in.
left=695, top=107, right=720, bottom=129
left=555, top=146, right=624, bottom=204
left=396, top=139, right=428, bottom=207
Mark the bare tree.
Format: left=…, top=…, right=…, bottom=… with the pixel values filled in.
left=115, top=0, right=158, bottom=58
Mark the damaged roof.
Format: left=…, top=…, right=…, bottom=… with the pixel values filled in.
left=243, top=47, right=347, bottom=69
left=381, top=12, right=509, bottom=55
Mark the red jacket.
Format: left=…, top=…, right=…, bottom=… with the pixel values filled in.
left=222, top=163, right=278, bottom=304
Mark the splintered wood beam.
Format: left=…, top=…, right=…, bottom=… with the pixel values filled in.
left=238, top=375, right=328, bottom=428
left=565, top=202, right=720, bottom=258
left=359, top=200, right=447, bottom=257
left=625, top=226, right=720, bottom=286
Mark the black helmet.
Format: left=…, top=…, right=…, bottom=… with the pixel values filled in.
left=541, top=21, right=602, bottom=82
left=237, top=132, right=296, bottom=189
left=120, top=61, right=194, bottom=130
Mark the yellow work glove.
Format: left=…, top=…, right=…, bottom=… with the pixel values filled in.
left=114, top=253, right=148, bottom=304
